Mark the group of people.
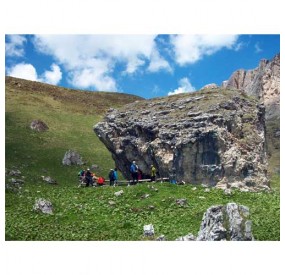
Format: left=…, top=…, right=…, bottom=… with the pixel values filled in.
left=78, top=168, right=104, bottom=187
left=130, top=160, right=157, bottom=185
left=78, top=161, right=157, bottom=187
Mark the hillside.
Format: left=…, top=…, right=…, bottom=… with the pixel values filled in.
left=5, top=76, right=279, bottom=241
left=5, top=76, right=143, bottom=179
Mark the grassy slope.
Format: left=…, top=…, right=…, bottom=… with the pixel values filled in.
left=5, top=77, right=280, bottom=241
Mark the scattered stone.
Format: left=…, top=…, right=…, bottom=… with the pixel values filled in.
left=148, top=205, right=155, bottom=210
left=9, top=169, right=21, bottom=176
left=41, top=176, right=57, bottom=184
left=176, top=233, right=197, bottom=241
left=224, top=189, right=232, bottom=195
left=201, top=83, right=219, bottom=90
left=176, top=198, right=187, bottom=206
left=192, top=187, right=197, bottom=191
left=33, top=198, right=53, bottom=214
left=156, top=235, right=166, bottom=241
left=62, top=150, right=84, bottom=166
left=114, top=190, right=124, bottom=196
left=198, top=196, right=206, bottom=199
left=91, top=164, right=100, bottom=170
left=30, top=120, right=49, bottom=132
left=108, top=200, right=116, bottom=206
left=141, top=194, right=150, bottom=199
left=144, top=224, right=154, bottom=236
left=204, top=188, right=210, bottom=192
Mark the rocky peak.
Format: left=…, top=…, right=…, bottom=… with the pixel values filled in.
left=94, top=89, right=268, bottom=190
left=224, top=53, right=280, bottom=119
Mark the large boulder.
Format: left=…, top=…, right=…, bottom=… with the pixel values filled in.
left=62, top=150, right=84, bottom=166
left=30, top=119, right=49, bottom=132
left=177, top=202, right=254, bottom=241
left=33, top=198, right=53, bottom=214
left=94, top=89, right=268, bottom=190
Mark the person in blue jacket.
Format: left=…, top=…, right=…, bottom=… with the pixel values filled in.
left=130, top=160, right=139, bottom=185
left=113, top=168, right=118, bottom=186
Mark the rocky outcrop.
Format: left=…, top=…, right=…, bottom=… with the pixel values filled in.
left=62, top=150, right=84, bottom=166
left=224, top=54, right=280, bottom=175
left=224, top=53, right=280, bottom=120
left=201, top=83, right=219, bottom=90
left=33, top=198, right=53, bottom=214
left=30, top=119, right=49, bottom=132
left=94, top=89, right=268, bottom=190
left=177, top=202, right=254, bottom=241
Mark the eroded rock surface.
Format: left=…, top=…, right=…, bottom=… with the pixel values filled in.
left=224, top=53, right=280, bottom=120
left=95, top=89, right=268, bottom=190
left=177, top=202, right=254, bottom=241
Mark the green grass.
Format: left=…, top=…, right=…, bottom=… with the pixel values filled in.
left=5, top=76, right=280, bottom=241
left=5, top=183, right=280, bottom=240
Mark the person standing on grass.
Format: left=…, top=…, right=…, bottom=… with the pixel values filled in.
left=130, top=160, right=139, bottom=185
left=150, top=164, right=157, bottom=182
left=85, top=168, right=93, bottom=187
left=113, top=168, right=118, bottom=186
left=109, top=169, right=115, bottom=186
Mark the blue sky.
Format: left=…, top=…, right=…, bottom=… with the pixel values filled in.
left=5, top=34, right=280, bottom=99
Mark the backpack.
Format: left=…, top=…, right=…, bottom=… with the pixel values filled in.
left=130, top=164, right=138, bottom=173
left=97, top=177, right=105, bottom=185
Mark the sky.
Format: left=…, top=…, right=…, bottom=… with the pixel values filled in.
left=5, top=34, right=280, bottom=99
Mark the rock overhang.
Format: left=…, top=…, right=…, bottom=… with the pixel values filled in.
left=94, top=89, right=269, bottom=191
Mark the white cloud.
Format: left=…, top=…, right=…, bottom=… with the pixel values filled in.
left=170, top=34, right=239, bottom=65
left=42, top=63, right=62, bottom=85
left=32, top=35, right=171, bottom=91
left=148, top=50, right=172, bottom=73
left=254, top=42, right=263, bottom=53
left=7, top=62, right=62, bottom=85
left=5, top=35, right=27, bottom=57
left=168, top=77, right=195, bottom=96
left=68, top=58, right=117, bottom=91
left=7, top=63, right=38, bottom=81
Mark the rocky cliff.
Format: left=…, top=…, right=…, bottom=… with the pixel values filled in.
left=224, top=54, right=280, bottom=174
left=224, top=53, right=280, bottom=120
left=94, top=89, right=269, bottom=190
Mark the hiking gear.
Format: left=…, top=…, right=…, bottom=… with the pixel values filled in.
left=97, top=177, right=105, bottom=185
left=130, top=163, right=138, bottom=173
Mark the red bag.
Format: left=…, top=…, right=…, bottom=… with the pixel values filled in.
left=97, top=177, right=105, bottom=185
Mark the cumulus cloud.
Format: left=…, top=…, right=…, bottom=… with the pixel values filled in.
left=5, top=35, right=27, bottom=57
left=168, top=77, right=195, bottom=96
left=7, top=63, right=38, bottom=81
left=68, top=58, right=117, bottom=91
left=32, top=35, right=171, bottom=91
left=148, top=50, right=172, bottom=73
left=42, top=63, right=62, bottom=85
left=170, top=34, right=239, bottom=65
left=7, top=62, right=62, bottom=85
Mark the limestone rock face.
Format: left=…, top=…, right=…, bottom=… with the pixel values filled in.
left=94, top=89, right=268, bottom=190
left=197, top=203, right=253, bottom=241
left=224, top=53, right=280, bottom=120
left=177, top=203, right=254, bottom=241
